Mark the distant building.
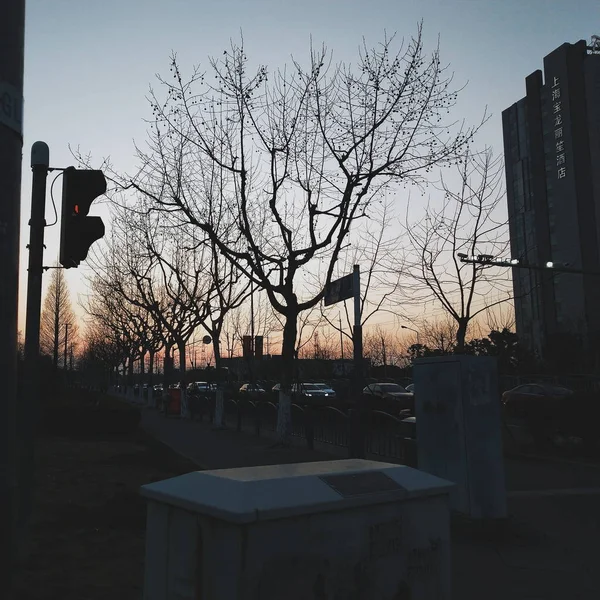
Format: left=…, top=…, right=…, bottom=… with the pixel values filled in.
left=502, top=37, right=600, bottom=365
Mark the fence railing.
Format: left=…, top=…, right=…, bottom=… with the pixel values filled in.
left=190, top=392, right=417, bottom=466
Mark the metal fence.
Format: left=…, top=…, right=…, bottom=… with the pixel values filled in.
left=205, top=394, right=417, bottom=466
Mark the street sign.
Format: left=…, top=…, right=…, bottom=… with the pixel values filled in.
left=324, top=273, right=354, bottom=306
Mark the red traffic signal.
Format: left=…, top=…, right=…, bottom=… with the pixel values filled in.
left=59, top=167, right=106, bottom=268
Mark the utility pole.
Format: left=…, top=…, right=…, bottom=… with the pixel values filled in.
left=21, top=142, right=50, bottom=562
left=352, top=265, right=363, bottom=379
left=249, top=280, right=255, bottom=383
left=0, top=1, right=25, bottom=594
left=350, top=264, right=365, bottom=458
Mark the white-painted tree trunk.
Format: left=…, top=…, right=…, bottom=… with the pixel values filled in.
left=180, top=388, right=189, bottom=419
left=214, top=390, right=224, bottom=428
left=276, top=391, right=292, bottom=443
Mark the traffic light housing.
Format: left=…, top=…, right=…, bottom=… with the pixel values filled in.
left=59, top=166, right=106, bottom=268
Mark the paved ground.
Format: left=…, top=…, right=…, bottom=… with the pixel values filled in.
left=139, top=405, right=600, bottom=599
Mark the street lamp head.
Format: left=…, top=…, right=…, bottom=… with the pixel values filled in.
left=546, top=261, right=554, bottom=268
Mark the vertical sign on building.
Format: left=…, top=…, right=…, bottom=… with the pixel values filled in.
left=551, top=76, right=567, bottom=180
left=254, top=336, right=264, bottom=360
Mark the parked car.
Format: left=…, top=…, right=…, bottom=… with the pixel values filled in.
left=499, top=384, right=600, bottom=449
left=311, top=383, right=337, bottom=398
left=291, top=382, right=333, bottom=400
left=405, top=383, right=414, bottom=393
left=501, top=383, right=573, bottom=408
left=362, top=382, right=414, bottom=412
left=187, top=381, right=216, bottom=395
left=153, top=384, right=163, bottom=393
left=239, top=383, right=266, bottom=396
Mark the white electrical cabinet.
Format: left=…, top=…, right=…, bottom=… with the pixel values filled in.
left=413, top=355, right=507, bottom=519
left=141, top=459, right=454, bottom=600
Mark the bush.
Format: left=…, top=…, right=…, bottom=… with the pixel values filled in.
left=41, top=388, right=141, bottom=436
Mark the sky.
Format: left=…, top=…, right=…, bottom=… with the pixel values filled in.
left=19, top=0, right=600, bottom=336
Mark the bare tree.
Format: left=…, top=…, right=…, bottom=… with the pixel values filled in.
left=417, top=316, right=460, bottom=354
left=363, top=325, right=408, bottom=373
left=404, top=148, right=511, bottom=352
left=320, top=198, right=406, bottom=347
left=79, top=319, right=130, bottom=390
left=125, top=28, right=476, bottom=440
left=40, top=265, right=78, bottom=369
left=78, top=26, right=477, bottom=440
left=485, top=302, right=516, bottom=332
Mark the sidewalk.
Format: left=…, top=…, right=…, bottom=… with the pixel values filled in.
left=140, top=407, right=337, bottom=470
left=140, top=405, right=600, bottom=600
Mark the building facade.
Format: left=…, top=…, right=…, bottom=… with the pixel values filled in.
left=502, top=38, right=600, bottom=364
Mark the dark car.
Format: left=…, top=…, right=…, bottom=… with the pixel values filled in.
left=292, top=382, right=333, bottom=402
left=501, top=383, right=583, bottom=447
left=239, top=383, right=266, bottom=396
left=501, top=384, right=573, bottom=416
left=363, top=382, right=414, bottom=412
left=187, top=381, right=216, bottom=396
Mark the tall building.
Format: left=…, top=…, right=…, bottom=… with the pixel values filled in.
left=502, top=37, right=600, bottom=365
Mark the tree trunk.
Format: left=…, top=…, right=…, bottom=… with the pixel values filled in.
left=212, top=326, right=225, bottom=428
left=140, top=350, right=145, bottom=381
left=127, top=355, right=134, bottom=400
left=455, top=319, right=468, bottom=354
left=148, top=351, right=155, bottom=407
left=163, top=344, right=173, bottom=390
left=139, top=350, right=146, bottom=403
left=277, top=312, right=298, bottom=444
left=121, top=360, right=127, bottom=394
left=177, top=340, right=188, bottom=418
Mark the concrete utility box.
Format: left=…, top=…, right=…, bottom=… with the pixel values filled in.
left=141, top=459, right=454, bottom=600
left=413, top=355, right=507, bottom=519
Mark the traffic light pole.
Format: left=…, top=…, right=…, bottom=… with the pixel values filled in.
left=20, top=142, right=50, bottom=559
left=0, top=0, right=26, bottom=595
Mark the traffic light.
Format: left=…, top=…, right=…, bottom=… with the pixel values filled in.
left=59, top=166, right=106, bottom=268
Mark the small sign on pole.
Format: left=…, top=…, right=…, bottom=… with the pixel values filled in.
left=324, top=273, right=354, bottom=306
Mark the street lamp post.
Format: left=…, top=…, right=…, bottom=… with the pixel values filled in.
left=401, top=325, right=420, bottom=346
